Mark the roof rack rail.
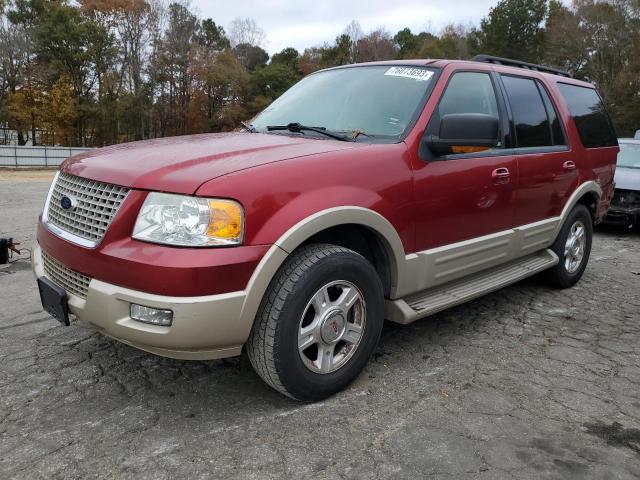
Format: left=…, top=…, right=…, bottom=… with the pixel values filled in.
left=472, top=54, right=572, bottom=78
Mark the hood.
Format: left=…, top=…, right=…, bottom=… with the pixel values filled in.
left=614, top=166, right=640, bottom=191
left=62, top=132, right=361, bottom=194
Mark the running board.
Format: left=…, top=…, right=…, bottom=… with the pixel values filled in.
left=385, top=249, right=558, bottom=324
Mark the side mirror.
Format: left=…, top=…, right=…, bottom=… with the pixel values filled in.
left=424, top=114, right=499, bottom=156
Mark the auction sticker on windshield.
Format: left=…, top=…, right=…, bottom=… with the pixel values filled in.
left=384, top=66, right=434, bottom=81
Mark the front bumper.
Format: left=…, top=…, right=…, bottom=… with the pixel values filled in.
left=33, top=241, right=250, bottom=360
left=603, top=207, right=639, bottom=228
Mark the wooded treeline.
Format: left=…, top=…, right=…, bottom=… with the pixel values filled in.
left=1, top=0, right=639, bottom=147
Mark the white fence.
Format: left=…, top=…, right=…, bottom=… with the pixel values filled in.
left=0, top=145, right=95, bottom=167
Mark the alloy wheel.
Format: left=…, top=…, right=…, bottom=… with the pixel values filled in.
left=297, top=280, right=366, bottom=374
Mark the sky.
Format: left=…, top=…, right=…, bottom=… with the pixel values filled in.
left=192, top=0, right=502, bottom=55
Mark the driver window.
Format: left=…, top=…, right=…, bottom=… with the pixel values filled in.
left=438, top=72, right=499, bottom=117
left=425, top=71, right=502, bottom=153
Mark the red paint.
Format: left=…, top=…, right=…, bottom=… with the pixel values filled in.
left=40, top=59, right=618, bottom=297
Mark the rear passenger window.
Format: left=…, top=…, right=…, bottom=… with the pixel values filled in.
left=557, top=83, right=617, bottom=148
left=501, top=75, right=552, bottom=148
left=537, top=85, right=565, bottom=146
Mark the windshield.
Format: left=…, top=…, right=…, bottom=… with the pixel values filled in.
left=618, top=142, right=640, bottom=169
left=251, top=66, right=437, bottom=139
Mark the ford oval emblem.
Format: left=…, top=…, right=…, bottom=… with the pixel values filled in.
left=60, top=195, right=77, bottom=211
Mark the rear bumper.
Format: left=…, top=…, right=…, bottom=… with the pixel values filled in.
left=33, top=241, right=250, bottom=360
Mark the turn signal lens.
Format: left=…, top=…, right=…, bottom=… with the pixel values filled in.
left=451, top=146, right=491, bottom=154
left=206, top=200, right=243, bottom=240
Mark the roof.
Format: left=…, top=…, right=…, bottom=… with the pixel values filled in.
left=319, top=59, right=594, bottom=88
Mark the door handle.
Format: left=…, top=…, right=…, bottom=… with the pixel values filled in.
left=563, top=160, right=577, bottom=171
left=492, top=167, right=510, bottom=184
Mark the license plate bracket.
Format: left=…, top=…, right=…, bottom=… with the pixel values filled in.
left=38, top=277, right=70, bottom=326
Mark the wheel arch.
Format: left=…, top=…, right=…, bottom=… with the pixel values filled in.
left=554, top=181, right=602, bottom=239
left=238, top=207, right=407, bottom=331
left=576, top=191, right=599, bottom=222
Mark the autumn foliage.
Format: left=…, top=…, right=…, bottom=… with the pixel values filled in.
left=1, top=0, right=639, bottom=147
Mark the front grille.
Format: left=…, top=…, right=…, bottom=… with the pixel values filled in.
left=42, top=251, right=91, bottom=299
left=45, top=173, right=129, bottom=245
left=611, top=189, right=640, bottom=209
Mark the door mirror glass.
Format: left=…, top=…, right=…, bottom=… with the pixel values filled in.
left=424, top=113, right=499, bottom=156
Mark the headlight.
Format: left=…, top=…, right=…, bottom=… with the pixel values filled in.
left=132, top=192, right=244, bottom=247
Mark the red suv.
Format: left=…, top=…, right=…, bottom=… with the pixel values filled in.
left=34, top=56, right=618, bottom=401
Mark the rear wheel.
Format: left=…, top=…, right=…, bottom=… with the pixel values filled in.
left=247, top=243, right=384, bottom=401
left=545, top=204, right=593, bottom=288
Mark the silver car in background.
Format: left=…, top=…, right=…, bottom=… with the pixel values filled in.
left=604, top=138, right=640, bottom=229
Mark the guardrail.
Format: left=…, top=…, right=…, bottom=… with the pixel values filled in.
left=0, top=145, right=95, bottom=167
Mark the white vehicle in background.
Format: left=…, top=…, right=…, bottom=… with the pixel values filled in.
left=604, top=138, right=640, bottom=229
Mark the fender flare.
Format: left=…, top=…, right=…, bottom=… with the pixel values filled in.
left=237, top=206, right=408, bottom=329
left=552, top=180, right=602, bottom=239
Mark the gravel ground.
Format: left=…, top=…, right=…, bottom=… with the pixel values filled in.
left=1, top=172, right=639, bottom=479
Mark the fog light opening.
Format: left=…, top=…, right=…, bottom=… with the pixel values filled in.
left=130, top=304, right=173, bottom=327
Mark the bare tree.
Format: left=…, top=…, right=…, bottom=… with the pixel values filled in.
left=356, top=28, right=396, bottom=62
left=344, top=19, right=363, bottom=62
left=228, top=17, right=265, bottom=47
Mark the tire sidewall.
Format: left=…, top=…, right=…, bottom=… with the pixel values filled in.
left=274, top=250, right=384, bottom=401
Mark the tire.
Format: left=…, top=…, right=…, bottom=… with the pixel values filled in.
left=247, top=243, right=384, bottom=401
left=545, top=204, right=593, bottom=289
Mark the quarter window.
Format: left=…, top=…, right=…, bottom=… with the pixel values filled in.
left=557, top=83, right=617, bottom=148
left=501, top=75, right=552, bottom=148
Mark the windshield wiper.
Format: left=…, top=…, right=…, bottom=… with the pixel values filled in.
left=266, top=123, right=352, bottom=142
left=240, top=121, right=257, bottom=133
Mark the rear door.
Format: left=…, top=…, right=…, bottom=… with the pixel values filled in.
left=498, top=74, right=578, bottom=227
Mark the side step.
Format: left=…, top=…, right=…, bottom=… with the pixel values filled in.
left=386, top=249, right=558, bottom=324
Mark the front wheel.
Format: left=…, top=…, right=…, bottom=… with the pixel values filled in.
left=545, top=204, right=593, bottom=289
left=247, top=243, right=384, bottom=401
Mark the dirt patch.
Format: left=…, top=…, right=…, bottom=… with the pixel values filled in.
left=584, top=421, right=640, bottom=454
left=0, top=168, right=57, bottom=182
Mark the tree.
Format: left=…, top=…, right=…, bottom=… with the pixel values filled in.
left=545, top=0, right=640, bottom=135
left=418, top=24, right=470, bottom=59
left=3, top=0, right=48, bottom=144
left=228, top=17, right=265, bottom=47
left=344, top=19, right=363, bottom=62
left=320, top=33, right=352, bottom=67
left=234, top=42, right=268, bottom=71
left=201, top=49, right=249, bottom=129
left=271, top=47, right=300, bottom=73
left=39, top=74, right=77, bottom=145
left=198, top=18, right=230, bottom=51
left=151, top=1, right=200, bottom=136
left=249, top=63, right=298, bottom=100
left=394, top=27, right=417, bottom=58
left=3, top=0, right=639, bottom=147
left=393, top=28, right=438, bottom=59
left=469, top=0, right=547, bottom=63
left=299, top=47, right=322, bottom=75
left=35, top=1, right=116, bottom=145
left=356, top=29, right=396, bottom=62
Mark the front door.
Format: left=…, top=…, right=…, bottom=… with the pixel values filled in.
left=413, top=70, right=517, bottom=252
